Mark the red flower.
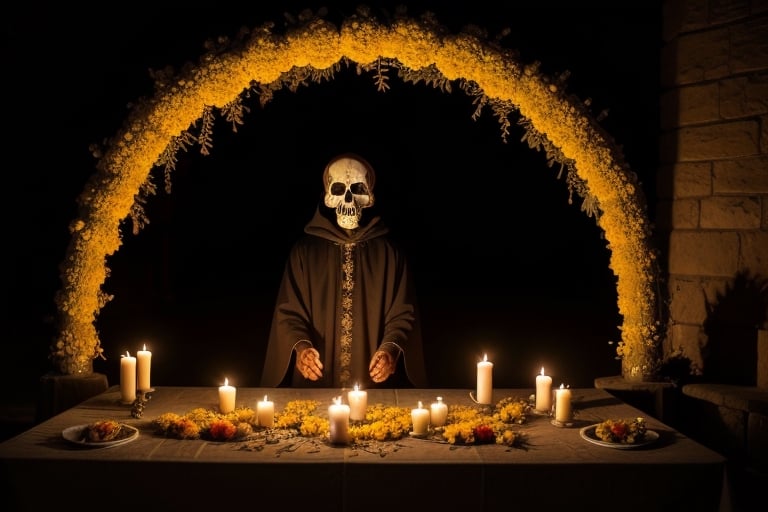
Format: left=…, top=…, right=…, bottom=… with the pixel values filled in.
left=473, top=425, right=495, bottom=444
left=610, top=422, right=628, bottom=439
left=209, top=419, right=237, bottom=441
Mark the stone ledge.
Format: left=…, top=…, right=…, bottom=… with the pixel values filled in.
left=594, top=376, right=677, bottom=421
left=682, top=383, right=768, bottom=415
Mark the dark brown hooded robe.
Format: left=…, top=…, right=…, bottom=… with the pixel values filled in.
left=260, top=205, right=428, bottom=388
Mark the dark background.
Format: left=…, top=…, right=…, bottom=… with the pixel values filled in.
left=5, top=1, right=661, bottom=398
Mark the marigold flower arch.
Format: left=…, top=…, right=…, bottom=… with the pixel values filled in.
left=52, top=13, right=661, bottom=382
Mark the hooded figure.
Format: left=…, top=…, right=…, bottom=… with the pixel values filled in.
left=260, top=153, right=428, bottom=388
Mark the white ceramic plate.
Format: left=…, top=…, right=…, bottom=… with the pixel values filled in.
left=579, top=424, right=659, bottom=449
left=62, top=423, right=139, bottom=448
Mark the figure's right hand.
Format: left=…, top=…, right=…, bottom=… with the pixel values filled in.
left=296, top=347, right=323, bottom=381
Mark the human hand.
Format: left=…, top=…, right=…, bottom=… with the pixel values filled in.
left=296, top=347, right=323, bottom=381
left=368, top=350, right=395, bottom=383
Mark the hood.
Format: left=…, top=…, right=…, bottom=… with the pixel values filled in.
left=304, top=204, right=389, bottom=244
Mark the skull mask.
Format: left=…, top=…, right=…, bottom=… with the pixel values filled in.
left=323, top=155, right=375, bottom=230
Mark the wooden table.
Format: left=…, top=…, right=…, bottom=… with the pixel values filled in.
left=0, top=387, right=728, bottom=511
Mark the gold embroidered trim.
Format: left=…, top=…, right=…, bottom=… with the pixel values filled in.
left=339, top=243, right=355, bottom=386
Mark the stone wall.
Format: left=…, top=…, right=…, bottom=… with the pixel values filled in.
left=658, top=0, right=768, bottom=384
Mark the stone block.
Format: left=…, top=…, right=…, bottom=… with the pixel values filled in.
left=720, top=74, right=768, bottom=119
left=673, top=161, right=712, bottom=198
left=669, top=230, right=739, bottom=275
left=700, top=196, right=761, bottom=229
left=677, top=120, right=760, bottom=161
left=714, top=155, right=768, bottom=193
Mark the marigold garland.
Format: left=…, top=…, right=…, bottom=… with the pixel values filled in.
left=52, top=7, right=662, bottom=382
left=153, top=397, right=531, bottom=448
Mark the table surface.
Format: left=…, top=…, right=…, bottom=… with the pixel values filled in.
left=0, top=386, right=729, bottom=512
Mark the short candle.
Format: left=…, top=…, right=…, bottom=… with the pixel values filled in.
left=430, top=396, right=448, bottom=427
left=347, top=383, right=368, bottom=422
left=555, top=384, right=572, bottom=423
left=476, top=354, right=493, bottom=404
left=411, top=401, right=430, bottom=435
left=328, top=396, right=350, bottom=444
left=535, top=367, right=553, bottom=412
left=120, top=351, right=136, bottom=404
left=257, top=394, right=274, bottom=428
left=218, top=378, right=236, bottom=414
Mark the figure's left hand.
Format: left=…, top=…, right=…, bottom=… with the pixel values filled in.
left=368, top=350, right=395, bottom=383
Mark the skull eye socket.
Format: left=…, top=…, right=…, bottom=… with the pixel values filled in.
left=330, top=182, right=368, bottom=196
left=330, top=182, right=347, bottom=195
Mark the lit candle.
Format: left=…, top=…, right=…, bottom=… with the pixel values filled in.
left=430, top=396, right=448, bottom=427
left=476, top=354, right=493, bottom=404
left=257, top=394, right=274, bottom=427
left=218, top=378, right=236, bottom=414
left=555, top=384, right=572, bottom=422
left=411, top=401, right=430, bottom=435
left=119, top=351, right=136, bottom=404
left=347, top=383, right=368, bottom=422
left=136, top=343, right=152, bottom=391
left=535, top=367, right=553, bottom=412
left=328, top=396, right=350, bottom=444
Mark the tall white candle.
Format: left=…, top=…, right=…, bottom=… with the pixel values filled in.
left=347, top=383, right=368, bottom=422
left=120, top=351, right=136, bottom=404
left=476, top=354, right=493, bottom=404
left=535, top=367, right=553, bottom=412
left=411, top=401, right=430, bottom=435
left=328, top=396, right=350, bottom=444
left=136, top=343, right=152, bottom=391
left=218, top=378, right=236, bottom=414
left=257, top=394, right=275, bottom=428
left=430, top=396, right=448, bottom=427
left=555, top=384, right=572, bottom=422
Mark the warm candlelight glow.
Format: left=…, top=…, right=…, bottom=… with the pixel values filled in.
left=411, top=400, right=430, bottom=435
left=136, top=344, right=152, bottom=391
left=218, top=377, right=236, bottom=414
left=430, top=396, right=448, bottom=427
left=257, top=394, right=274, bottom=428
left=476, top=354, right=493, bottom=404
left=328, top=395, right=350, bottom=444
left=555, top=383, right=572, bottom=422
left=119, top=351, right=136, bottom=404
left=535, top=367, right=553, bottom=412
left=348, top=383, right=368, bottom=422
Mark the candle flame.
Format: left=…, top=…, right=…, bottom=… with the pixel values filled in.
left=559, top=383, right=565, bottom=389
left=483, top=354, right=488, bottom=362
left=354, top=383, right=359, bottom=392
left=263, top=395, right=268, bottom=401
left=122, top=351, right=130, bottom=358
left=143, top=343, right=147, bottom=351
left=333, top=396, right=341, bottom=405
left=224, top=377, right=229, bottom=386
left=418, top=401, right=423, bottom=409
left=540, top=367, right=545, bottom=376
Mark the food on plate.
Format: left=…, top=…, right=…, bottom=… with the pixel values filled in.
left=84, top=420, right=123, bottom=442
left=594, top=417, right=647, bottom=444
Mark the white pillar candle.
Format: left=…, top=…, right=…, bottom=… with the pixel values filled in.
left=218, top=378, right=236, bottom=414
left=257, top=394, right=275, bottom=427
left=347, top=383, right=368, bottom=422
left=555, top=384, right=572, bottom=422
left=476, top=354, right=493, bottom=404
left=328, top=396, right=350, bottom=444
left=411, top=401, right=430, bottom=435
left=136, top=344, right=152, bottom=391
left=120, top=351, right=136, bottom=404
left=430, top=396, right=448, bottom=427
left=535, top=367, right=553, bottom=412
